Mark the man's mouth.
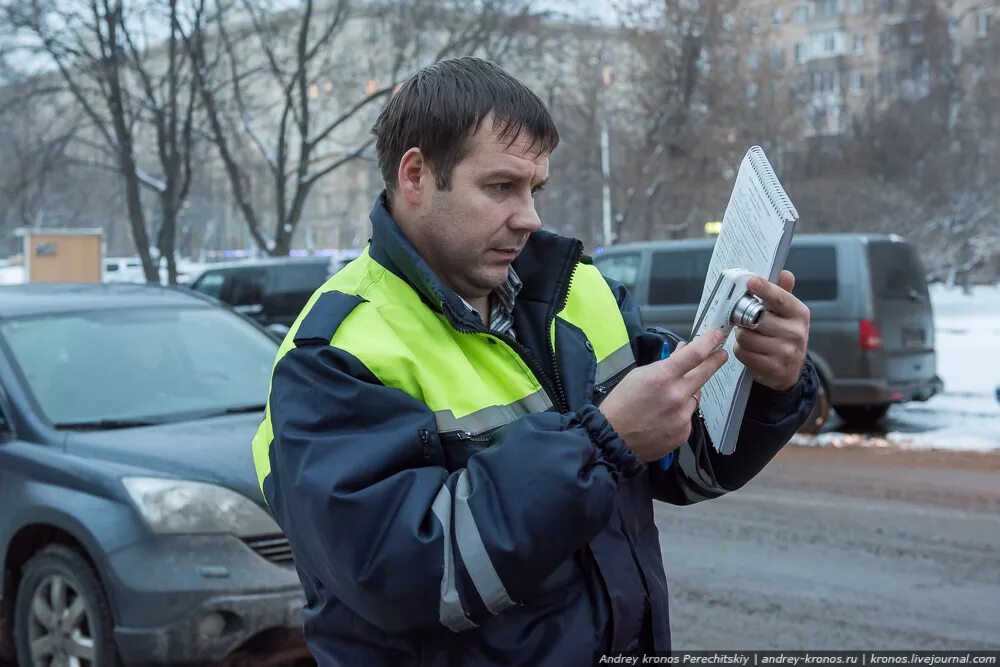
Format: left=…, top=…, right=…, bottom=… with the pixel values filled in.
left=489, top=248, right=519, bottom=260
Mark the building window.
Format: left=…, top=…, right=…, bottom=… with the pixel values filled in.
left=795, top=4, right=809, bottom=23
left=909, top=25, right=924, bottom=44
left=795, top=42, right=806, bottom=63
left=879, top=30, right=889, bottom=51
left=747, top=49, right=759, bottom=69
left=854, top=34, right=865, bottom=54
left=851, top=0, right=865, bottom=14
left=824, top=32, right=837, bottom=52
left=851, top=70, right=865, bottom=94
left=772, top=8, right=783, bottom=25
left=747, top=82, right=759, bottom=102
left=771, top=46, right=786, bottom=67
left=975, top=10, right=989, bottom=39
left=816, top=0, right=841, bottom=18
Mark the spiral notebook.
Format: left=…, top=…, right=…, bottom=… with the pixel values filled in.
left=693, top=146, right=799, bottom=455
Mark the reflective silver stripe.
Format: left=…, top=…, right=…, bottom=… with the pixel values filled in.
left=453, top=470, right=516, bottom=615
left=431, top=484, right=478, bottom=632
left=434, top=389, right=552, bottom=435
left=594, top=343, right=635, bottom=386
left=678, top=441, right=728, bottom=498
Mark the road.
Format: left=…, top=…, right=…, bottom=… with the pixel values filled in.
left=659, top=445, right=1000, bottom=650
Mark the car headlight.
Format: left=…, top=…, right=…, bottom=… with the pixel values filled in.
left=122, top=477, right=280, bottom=537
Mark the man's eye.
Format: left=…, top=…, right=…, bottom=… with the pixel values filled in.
left=531, top=185, right=546, bottom=197
left=489, top=183, right=512, bottom=194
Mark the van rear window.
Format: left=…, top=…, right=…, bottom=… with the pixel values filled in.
left=785, top=246, right=838, bottom=301
left=867, top=241, right=929, bottom=300
left=649, top=249, right=713, bottom=305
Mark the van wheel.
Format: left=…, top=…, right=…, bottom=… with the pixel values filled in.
left=798, top=377, right=831, bottom=435
left=14, top=545, right=120, bottom=667
left=834, top=404, right=890, bottom=430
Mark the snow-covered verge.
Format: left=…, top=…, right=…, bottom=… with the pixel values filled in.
left=793, top=283, right=1000, bottom=453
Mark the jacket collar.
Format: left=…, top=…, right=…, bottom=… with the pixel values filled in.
left=367, top=192, right=582, bottom=330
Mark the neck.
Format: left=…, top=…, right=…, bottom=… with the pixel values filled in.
left=467, top=295, right=489, bottom=326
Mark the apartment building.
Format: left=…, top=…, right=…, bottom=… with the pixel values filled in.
left=742, top=0, right=995, bottom=137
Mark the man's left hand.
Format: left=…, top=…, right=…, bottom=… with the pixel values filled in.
left=733, top=270, right=810, bottom=392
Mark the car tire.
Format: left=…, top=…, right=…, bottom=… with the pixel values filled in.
left=834, top=404, right=890, bottom=430
left=798, top=375, right=831, bottom=435
left=13, top=545, right=120, bottom=667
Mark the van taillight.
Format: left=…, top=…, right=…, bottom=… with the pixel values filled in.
left=859, top=319, right=882, bottom=351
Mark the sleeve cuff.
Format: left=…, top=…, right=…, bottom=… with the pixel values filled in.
left=570, top=404, right=645, bottom=482
left=744, top=358, right=815, bottom=425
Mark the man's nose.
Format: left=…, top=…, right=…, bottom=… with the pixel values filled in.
left=509, top=197, right=542, bottom=233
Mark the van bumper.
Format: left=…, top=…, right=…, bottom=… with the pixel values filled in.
left=831, top=375, right=943, bottom=406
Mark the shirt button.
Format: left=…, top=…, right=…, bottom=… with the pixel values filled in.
left=584, top=340, right=594, bottom=352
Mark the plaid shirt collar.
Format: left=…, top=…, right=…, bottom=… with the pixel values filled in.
left=459, top=268, right=522, bottom=339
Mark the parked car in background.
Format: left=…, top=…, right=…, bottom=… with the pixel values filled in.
left=188, top=256, right=341, bottom=334
left=594, top=234, right=943, bottom=430
left=102, top=257, right=144, bottom=284
left=0, top=284, right=305, bottom=666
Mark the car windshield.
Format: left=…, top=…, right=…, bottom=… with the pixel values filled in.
left=0, top=307, right=277, bottom=427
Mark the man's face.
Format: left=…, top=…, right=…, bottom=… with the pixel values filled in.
left=407, top=119, right=549, bottom=300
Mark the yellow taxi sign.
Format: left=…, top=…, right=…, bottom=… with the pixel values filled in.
left=704, top=221, right=722, bottom=235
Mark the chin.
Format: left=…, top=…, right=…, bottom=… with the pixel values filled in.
left=474, top=266, right=509, bottom=291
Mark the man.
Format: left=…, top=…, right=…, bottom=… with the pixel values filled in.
left=252, top=57, right=817, bottom=665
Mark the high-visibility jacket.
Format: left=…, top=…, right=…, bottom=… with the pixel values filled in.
left=252, top=194, right=817, bottom=666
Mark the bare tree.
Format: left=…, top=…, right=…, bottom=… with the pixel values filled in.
left=834, top=0, right=1000, bottom=284
left=4, top=0, right=204, bottom=283
left=180, top=0, right=536, bottom=256
left=607, top=0, right=800, bottom=243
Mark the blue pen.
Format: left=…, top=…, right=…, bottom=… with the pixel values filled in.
left=659, top=341, right=675, bottom=471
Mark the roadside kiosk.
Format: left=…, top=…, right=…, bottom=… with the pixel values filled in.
left=16, top=228, right=104, bottom=283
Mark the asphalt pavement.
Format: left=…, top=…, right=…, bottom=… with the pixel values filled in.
left=660, top=445, right=1000, bottom=650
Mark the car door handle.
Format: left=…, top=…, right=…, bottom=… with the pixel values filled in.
left=234, top=304, right=264, bottom=315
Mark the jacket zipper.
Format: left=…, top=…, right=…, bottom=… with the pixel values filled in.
left=543, top=240, right=583, bottom=413
left=439, top=425, right=504, bottom=443
left=449, top=241, right=583, bottom=414
left=593, top=364, right=635, bottom=398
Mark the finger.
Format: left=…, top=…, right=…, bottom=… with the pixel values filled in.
left=747, top=276, right=792, bottom=316
left=778, top=270, right=795, bottom=294
left=746, top=275, right=799, bottom=318
left=737, top=315, right=798, bottom=344
left=733, top=328, right=776, bottom=355
left=663, top=329, right=726, bottom=375
left=682, top=347, right=729, bottom=390
left=733, top=346, right=782, bottom=378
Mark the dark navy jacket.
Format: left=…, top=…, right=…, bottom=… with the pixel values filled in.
left=260, top=196, right=818, bottom=665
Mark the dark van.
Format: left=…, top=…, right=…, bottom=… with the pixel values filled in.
left=189, top=257, right=339, bottom=333
left=593, top=234, right=943, bottom=429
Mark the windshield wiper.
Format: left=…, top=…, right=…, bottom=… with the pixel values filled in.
left=222, top=403, right=267, bottom=415
left=55, top=418, right=164, bottom=431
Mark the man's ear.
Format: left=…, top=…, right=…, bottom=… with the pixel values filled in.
left=397, top=147, right=427, bottom=207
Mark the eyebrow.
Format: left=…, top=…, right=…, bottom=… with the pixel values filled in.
left=481, top=169, right=548, bottom=189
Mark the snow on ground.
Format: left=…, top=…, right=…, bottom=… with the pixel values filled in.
left=793, top=283, right=1000, bottom=453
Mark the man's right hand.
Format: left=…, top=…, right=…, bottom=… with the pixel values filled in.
left=599, top=329, right=729, bottom=463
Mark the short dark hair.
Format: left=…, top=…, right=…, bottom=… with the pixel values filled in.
left=372, top=57, right=559, bottom=195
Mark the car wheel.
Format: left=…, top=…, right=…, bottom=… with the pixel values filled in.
left=14, top=545, right=120, bottom=667
left=798, top=375, right=831, bottom=435
left=834, top=404, right=890, bottom=430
